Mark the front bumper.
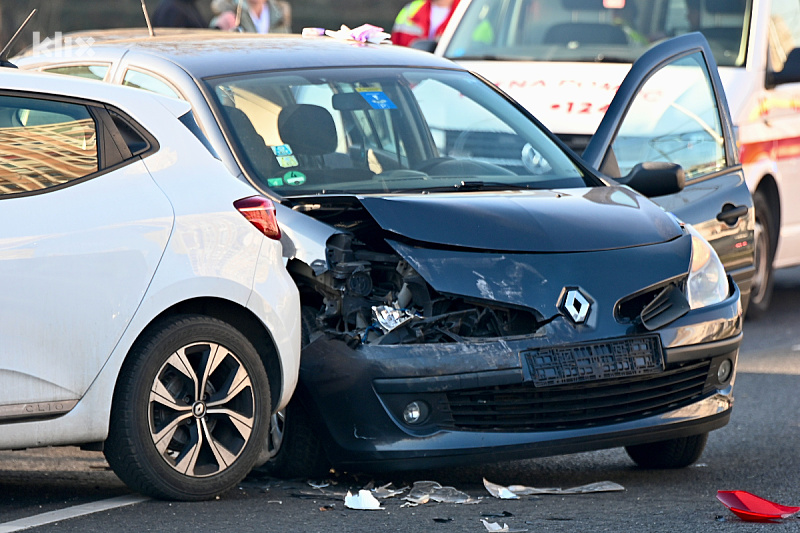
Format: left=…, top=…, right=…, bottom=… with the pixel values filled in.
left=299, top=282, right=742, bottom=472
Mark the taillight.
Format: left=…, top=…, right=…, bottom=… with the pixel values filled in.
left=234, top=196, right=281, bottom=240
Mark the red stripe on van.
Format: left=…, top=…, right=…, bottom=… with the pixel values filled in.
left=739, top=137, right=800, bottom=165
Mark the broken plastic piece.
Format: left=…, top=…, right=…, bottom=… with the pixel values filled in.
left=372, top=483, right=408, bottom=499
left=344, top=489, right=383, bottom=510
left=716, top=490, right=800, bottom=522
left=480, top=519, right=528, bottom=532
left=484, top=478, right=624, bottom=498
left=404, top=481, right=480, bottom=505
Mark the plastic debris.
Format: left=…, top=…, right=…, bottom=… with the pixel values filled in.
left=372, top=483, right=408, bottom=499
left=716, top=490, right=800, bottom=522
left=324, top=24, right=391, bottom=44
left=484, top=478, right=624, bottom=498
left=344, top=489, right=383, bottom=510
left=403, top=481, right=480, bottom=506
left=480, top=519, right=528, bottom=532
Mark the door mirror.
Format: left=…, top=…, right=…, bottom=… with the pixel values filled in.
left=767, top=48, right=800, bottom=88
left=617, top=162, right=685, bottom=198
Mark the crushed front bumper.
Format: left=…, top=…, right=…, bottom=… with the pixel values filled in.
left=299, top=282, right=742, bottom=472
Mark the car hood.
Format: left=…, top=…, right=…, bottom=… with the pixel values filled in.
left=357, top=187, right=682, bottom=253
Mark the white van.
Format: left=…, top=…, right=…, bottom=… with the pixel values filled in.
left=434, top=0, right=800, bottom=316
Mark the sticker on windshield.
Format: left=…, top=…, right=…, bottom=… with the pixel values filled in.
left=357, top=90, right=397, bottom=110
left=271, top=144, right=293, bottom=157
left=283, top=170, right=306, bottom=186
left=276, top=155, right=299, bottom=168
left=267, top=177, right=284, bottom=187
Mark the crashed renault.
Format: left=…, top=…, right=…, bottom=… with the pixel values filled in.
left=17, top=31, right=750, bottom=476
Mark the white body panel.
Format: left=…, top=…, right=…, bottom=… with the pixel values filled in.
left=0, top=71, right=301, bottom=449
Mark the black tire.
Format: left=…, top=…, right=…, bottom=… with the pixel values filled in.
left=746, top=190, right=775, bottom=319
left=625, top=433, right=708, bottom=469
left=254, top=306, right=329, bottom=479
left=104, top=315, right=271, bottom=500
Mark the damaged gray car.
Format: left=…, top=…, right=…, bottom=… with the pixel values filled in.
left=17, top=32, right=753, bottom=476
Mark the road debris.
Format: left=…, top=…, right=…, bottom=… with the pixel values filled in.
left=484, top=478, right=624, bottom=498
left=480, top=518, right=528, bottom=532
left=371, top=483, right=408, bottom=499
left=716, top=490, right=800, bottom=522
left=402, top=481, right=481, bottom=506
left=345, top=489, right=384, bottom=510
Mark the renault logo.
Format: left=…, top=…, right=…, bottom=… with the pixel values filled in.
left=559, top=287, right=593, bottom=324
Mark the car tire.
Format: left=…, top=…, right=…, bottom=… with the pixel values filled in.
left=104, top=315, right=271, bottom=500
left=254, top=307, right=329, bottom=479
left=625, top=433, right=708, bottom=469
left=746, top=190, right=775, bottom=319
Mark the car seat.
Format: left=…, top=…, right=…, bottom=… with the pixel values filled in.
left=277, top=103, right=373, bottom=186
left=221, top=106, right=280, bottom=183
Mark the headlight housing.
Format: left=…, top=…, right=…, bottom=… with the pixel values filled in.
left=685, top=224, right=729, bottom=309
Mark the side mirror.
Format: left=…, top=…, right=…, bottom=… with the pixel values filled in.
left=617, top=162, right=685, bottom=198
left=766, top=48, right=800, bottom=88
left=410, top=39, right=438, bottom=53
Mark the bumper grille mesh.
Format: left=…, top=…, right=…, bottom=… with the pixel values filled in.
left=445, top=360, right=713, bottom=431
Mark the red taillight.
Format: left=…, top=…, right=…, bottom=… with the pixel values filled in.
left=234, top=196, right=281, bottom=240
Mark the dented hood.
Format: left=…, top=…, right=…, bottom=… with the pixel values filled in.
left=358, top=187, right=682, bottom=253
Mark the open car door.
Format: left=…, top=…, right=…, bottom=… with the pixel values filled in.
left=583, top=32, right=755, bottom=312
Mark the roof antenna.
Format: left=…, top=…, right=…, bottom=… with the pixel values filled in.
left=0, top=9, right=37, bottom=68
left=141, top=0, right=155, bottom=37
left=234, top=1, right=243, bottom=31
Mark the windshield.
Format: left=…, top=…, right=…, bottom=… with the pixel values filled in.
left=204, top=67, right=590, bottom=196
left=444, top=0, right=751, bottom=67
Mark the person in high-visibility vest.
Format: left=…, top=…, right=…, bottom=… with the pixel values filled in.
left=390, top=0, right=460, bottom=47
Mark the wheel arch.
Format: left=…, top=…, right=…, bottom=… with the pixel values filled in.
left=753, top=174, right=781, bottom=254
left=123, top=297, right=284, bottom=418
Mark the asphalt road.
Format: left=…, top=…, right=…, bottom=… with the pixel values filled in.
left=2, top=268, right=799, bottom=533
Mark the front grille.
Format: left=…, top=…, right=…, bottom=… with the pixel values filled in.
left=446, top=360, right=713, bottom=432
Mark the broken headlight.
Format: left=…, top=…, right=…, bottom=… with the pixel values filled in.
left=685, top=224, right=728, bottom=309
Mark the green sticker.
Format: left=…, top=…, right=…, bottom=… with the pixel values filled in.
left=277, top=155, right=298, bottom=168
left=284, top=171, right=306, bottom=186
left=267, top=177, right=284, bottom=187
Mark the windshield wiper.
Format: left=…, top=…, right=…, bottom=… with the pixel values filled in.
left=393, top=180, right=535, bottom=194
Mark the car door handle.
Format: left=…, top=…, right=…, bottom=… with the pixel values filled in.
left=716, top=205, right=749, bottom=225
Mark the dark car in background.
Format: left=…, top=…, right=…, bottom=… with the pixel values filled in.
left=18, top=32, right=749, bottom=476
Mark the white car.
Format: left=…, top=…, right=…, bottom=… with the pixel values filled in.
left=0, top=68, right=301, bottom=500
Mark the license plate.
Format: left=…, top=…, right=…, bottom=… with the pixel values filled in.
left=524, top=336, right=663, bottom=387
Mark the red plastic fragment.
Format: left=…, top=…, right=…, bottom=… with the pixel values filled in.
left=716, top=490, right=800, bottom=522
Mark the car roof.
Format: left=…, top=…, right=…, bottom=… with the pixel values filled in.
left=21, top=33, right=462, bottom=79
left=1, top=67, right=191, bottom=119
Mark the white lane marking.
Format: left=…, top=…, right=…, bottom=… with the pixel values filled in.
left=0, top=494, right=149, bottom=532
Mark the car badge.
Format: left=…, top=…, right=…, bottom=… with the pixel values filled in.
left=559, top=287, right=593, bottom=324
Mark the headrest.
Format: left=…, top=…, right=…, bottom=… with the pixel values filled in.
left=277, top=103, right=337, bottom=156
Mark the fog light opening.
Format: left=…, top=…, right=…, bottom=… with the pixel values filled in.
left=402, top=401, right=427, bottom=425
left=717, top=359, right=733, bottom=384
